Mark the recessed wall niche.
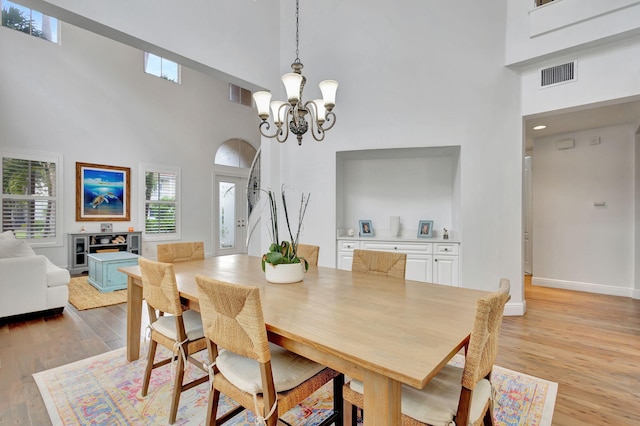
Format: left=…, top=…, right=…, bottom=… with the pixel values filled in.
left=336, top=146, right=461, bottom=239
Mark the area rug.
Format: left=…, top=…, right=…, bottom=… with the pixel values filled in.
left=33, top=346, right=557, bottom=425
left=68, top=276, right=127, bottom=310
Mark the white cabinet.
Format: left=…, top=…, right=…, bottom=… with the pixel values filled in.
left=336, top=238, right=460, bottom=286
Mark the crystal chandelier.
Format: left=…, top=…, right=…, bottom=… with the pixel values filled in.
left=252, top=0, right=338, bottom=146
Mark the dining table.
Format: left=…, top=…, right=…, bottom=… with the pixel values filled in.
left=119, top=254, right=488, bottom=425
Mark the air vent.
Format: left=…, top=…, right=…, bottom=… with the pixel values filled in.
left=229, top=83, right=253, bottom=107
left=540, top=61, right=576, bottom=87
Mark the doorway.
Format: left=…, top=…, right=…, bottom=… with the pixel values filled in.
left=214, top=175, right=248, bottom=256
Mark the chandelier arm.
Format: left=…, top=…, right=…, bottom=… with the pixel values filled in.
left=321, top=112, right=337, bottom=132
left=259, top=120, right=287, bottom=141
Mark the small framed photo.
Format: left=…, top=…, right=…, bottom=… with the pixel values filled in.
left=100, top=223, right=113, bottom=233
left=359, top=220, right=374, bottom=237
left=417, top=220, right=434, bottom=238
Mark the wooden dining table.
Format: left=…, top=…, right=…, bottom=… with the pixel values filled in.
left=119, top=254, right=488, bottom=425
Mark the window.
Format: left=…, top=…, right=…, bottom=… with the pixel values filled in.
left=1, top=0, right=58, bottom=43
left=144, top=52, right=180, bottom=83
left=1, top=150, right=62, bottom=246
left=141, top=164, right=180, bottom=239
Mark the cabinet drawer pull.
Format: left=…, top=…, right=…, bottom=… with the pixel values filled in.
left=394, top=246, right=397, bottom=250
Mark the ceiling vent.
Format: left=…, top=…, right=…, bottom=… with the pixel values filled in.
left=540, top=61, right=576, bottom=87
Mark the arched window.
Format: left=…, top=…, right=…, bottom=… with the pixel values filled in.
left=214, top=138, right=256, bottom=168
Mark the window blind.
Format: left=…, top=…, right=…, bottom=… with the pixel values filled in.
left=2, top=157, right=57, bottom=239
left=145, top=171, right=177, bottom=234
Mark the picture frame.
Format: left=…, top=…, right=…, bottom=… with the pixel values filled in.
left=417, top=220, right=434, bottom=238
left=100, top=223, right=113, bottom=233
left=76, top=162, right=130, bottom=221
left=359, top=220, right=374, bottom=237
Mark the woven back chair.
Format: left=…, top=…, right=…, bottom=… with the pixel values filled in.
left=343, top=278, right=511, bottom=426
left=351, top=249, right=407, bottom=279
left=138, top=257, right=208, bottom=424
left=157, top=241, right=205, bottom=263
left=296, top=244, right=320, bottom=266
left=195, top=275, right=343, bottom=426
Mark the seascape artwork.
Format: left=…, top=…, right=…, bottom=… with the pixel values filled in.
left=76, top=163, right=130, bottom=221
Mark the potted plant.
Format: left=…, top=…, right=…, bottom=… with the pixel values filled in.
left=261, top=185, right=311, bottom=283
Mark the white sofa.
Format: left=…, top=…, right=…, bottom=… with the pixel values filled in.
left=0, top=231, right=70, bottom=319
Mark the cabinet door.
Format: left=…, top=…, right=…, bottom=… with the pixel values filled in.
left=128, top=233, right=141, bottom=254
left=337, top=252, right=354, bottom=271
left=72, top=235, right=89, bottom=268
left=405, top=254, right=432, bottom=282
left=433, top=255, right=459, bottom=286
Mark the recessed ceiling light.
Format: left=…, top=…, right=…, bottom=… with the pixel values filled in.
left=533, top=125, right=547, bottom=130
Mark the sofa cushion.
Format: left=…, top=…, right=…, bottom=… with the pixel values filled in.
left=0, top=240, right=36, bottom=258
left=0, top=230, right=16, bottom=240
left=46, top=258, right=71, bottom=287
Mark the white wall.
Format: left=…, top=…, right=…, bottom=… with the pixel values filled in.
left=0, top=20, right=259, bottom=266
left=506, top=0, right=640, bottom=66
left=635, top=131, right=640, bottom=299
left=520, top=38, right=640, bottom=117
left=336, top=148, right=460, bottom=240
left=271, top=1, right=526, bottom=313
left=532, top=125, right=636, bottom=296
left=19, top=0, right=280, bottom=91
left=5, top=0, right=535, bottom=314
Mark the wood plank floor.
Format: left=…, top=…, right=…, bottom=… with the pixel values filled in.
left=0, top=276, right=638, bottom=425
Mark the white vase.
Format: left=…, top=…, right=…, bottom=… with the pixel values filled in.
left=264, top=262, right=305, bottom=283
left=390, top=216, right=400, bottom=237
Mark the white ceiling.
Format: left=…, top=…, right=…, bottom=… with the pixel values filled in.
left=524, top=97, right=640, bottom=152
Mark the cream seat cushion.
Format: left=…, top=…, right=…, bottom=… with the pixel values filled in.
left=150, top=309, right=205, bottom=341
left=349, top=364, right=492, bottom=426
left=216, top=342, right=325, bottom=394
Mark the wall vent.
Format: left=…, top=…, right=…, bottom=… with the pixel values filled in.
left=540, top=61, right=576, bottom=87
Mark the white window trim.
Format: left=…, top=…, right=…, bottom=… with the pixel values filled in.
left=1, top=149, right=63, bottom=247
left=139, top=163, right=181, bottom=241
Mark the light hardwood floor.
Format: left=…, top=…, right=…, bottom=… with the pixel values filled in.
left=0, top=276, right=638, bottom=425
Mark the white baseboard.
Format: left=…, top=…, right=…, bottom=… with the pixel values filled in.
left=532, top=276, right=634, bottom=298
left=504, top=300, right=526, bottom=316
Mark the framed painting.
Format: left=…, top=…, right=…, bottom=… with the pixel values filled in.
left=76, top=162, right=130, bottom=221
left=359, top=220, right=374, bottom=237
left=417, top=220, right=434, bottom=238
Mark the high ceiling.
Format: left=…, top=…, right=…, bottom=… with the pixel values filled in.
left=524, top=97, right=640, bottom=152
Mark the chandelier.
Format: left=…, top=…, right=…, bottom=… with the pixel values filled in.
left=252, top=0, right=338, bottom=146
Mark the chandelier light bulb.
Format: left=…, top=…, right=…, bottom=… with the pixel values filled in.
left=319, top=80, right=338, bottom=111
left=253, top=91, right=272, bottom=120
left=282, top=73, right=303, bottom=105
left=270, top=101, right=287, bottom=125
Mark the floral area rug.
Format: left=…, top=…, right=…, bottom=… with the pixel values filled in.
left=33, top=347, right=557, bottom=425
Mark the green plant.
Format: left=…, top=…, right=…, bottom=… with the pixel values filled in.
left=261, top=185, right=311, bottom=272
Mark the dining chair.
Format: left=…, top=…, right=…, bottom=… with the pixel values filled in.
left=138, top=257, right=209, bottom=424
left=351, top=249, right=407, bottom=279
left=157, top=241, right=205, bottom=263
left=296, top=243, right=320, bottom=266
left=342, top=278, right=511, bottom=426
left=195, top=274, right=344, bottom=426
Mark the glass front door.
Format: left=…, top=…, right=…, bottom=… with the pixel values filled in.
left=214, top=175, right=247, bottom=256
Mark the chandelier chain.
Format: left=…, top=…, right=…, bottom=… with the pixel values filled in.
left=295, top=0, right=300, bottom=63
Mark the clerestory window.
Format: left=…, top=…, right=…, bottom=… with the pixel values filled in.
left=1, top=0, right=59, bottom=43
